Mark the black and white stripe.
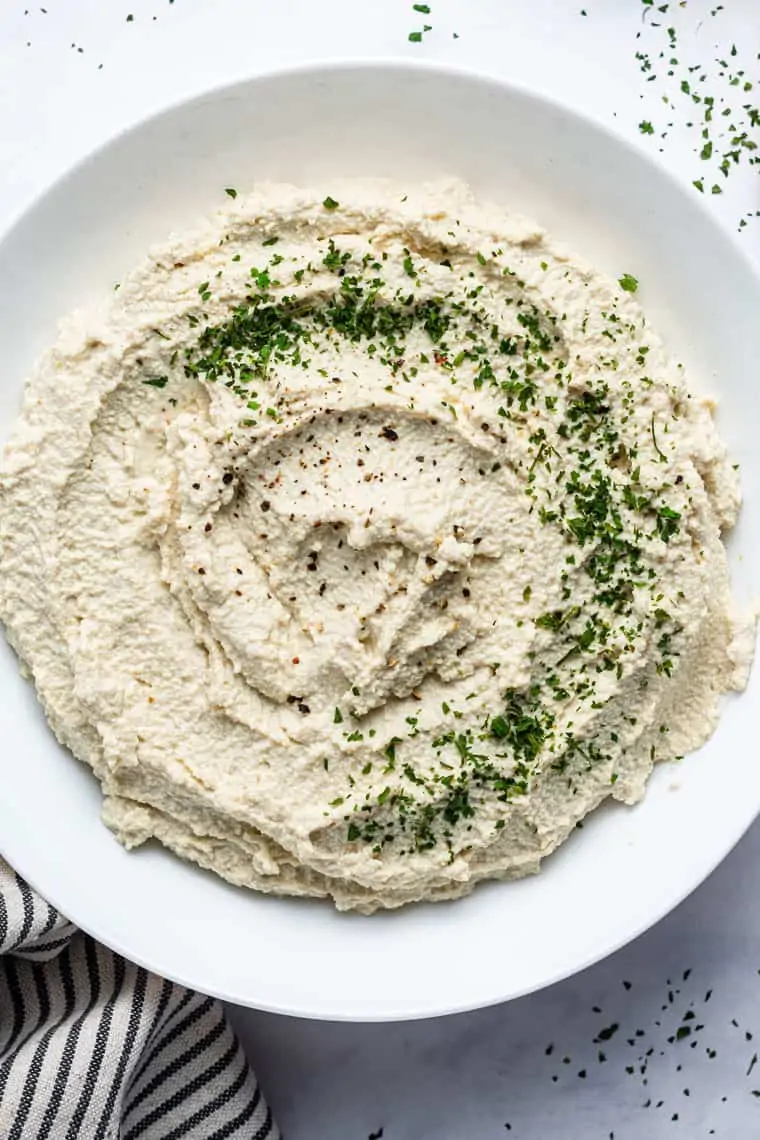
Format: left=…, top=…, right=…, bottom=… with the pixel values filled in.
left=0, top=860, right=278, bottom=1139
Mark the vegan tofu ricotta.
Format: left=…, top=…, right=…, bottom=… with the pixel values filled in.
left=0, top=180, right=751, bottom=912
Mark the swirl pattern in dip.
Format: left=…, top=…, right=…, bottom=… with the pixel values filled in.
left=0, top=181, right=751, bottom=911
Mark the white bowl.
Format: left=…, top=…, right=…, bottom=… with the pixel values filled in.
left=0, top=61, right=758, bottom=1021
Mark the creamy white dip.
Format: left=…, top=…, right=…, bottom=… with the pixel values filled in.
left=0, top=180, right=751, bottom=911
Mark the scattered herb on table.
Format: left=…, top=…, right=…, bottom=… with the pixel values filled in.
left=409, top=2, right=433, bottom=43
left=632, top=0, right=760, bottom=230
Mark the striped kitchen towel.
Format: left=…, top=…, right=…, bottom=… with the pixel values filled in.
left=0, top=859, right=279, bottom=1139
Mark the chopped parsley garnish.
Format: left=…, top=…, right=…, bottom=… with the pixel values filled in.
left=152, top=210, right=695, bottom=858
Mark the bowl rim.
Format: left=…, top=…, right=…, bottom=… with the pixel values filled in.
left=1, top=56, right=758, bottom=1021
left=2, top=52, right=754, bottom=270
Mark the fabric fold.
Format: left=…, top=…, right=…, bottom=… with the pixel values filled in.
left=0, top=859, right=278, bottom=1139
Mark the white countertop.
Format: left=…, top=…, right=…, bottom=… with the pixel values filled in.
left=1, top=2, right=759, bottom=1136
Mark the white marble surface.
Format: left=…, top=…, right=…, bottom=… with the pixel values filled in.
left=1, top=2, right=759, bottom=1136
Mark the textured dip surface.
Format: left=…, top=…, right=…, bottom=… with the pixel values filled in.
left=0, top=180, right=751, bottom=912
